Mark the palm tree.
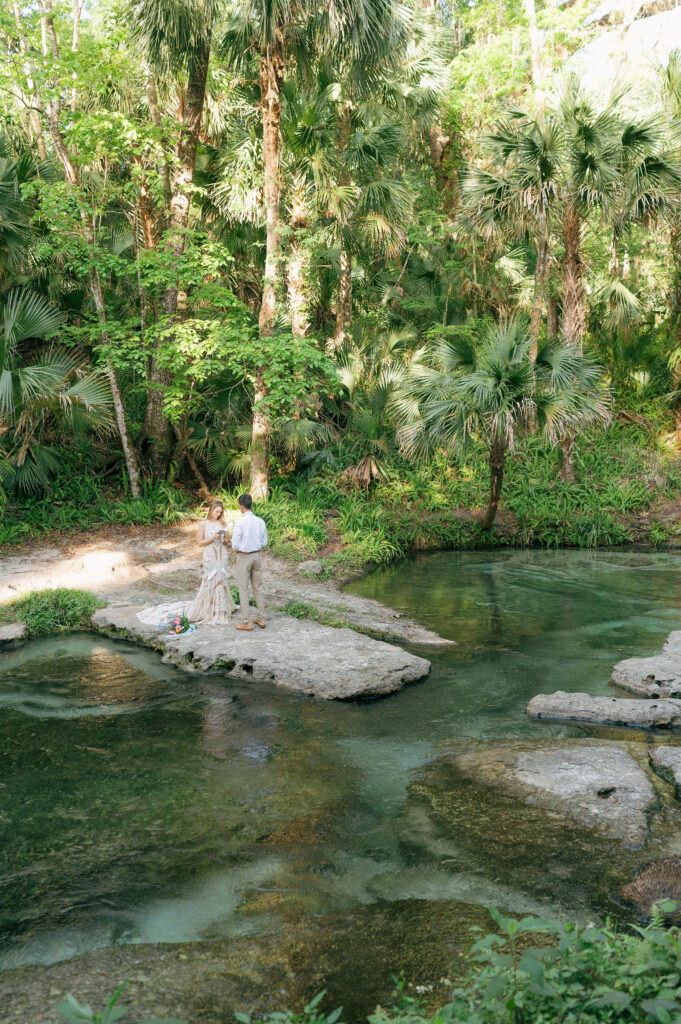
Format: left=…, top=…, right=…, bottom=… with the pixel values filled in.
left=465, top=79, right=680, bottom=354
left=221, top=0, right=409, bottom=498
left=0, top=290, right=112, bottom=493
left=393, top=318, right=610, bottom=530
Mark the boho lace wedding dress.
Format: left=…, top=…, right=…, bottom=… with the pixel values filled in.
left=187, top=519, right=237, bottom=624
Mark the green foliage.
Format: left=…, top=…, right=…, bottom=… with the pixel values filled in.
left=57, top=983, right=183, bottom=1024
left=225, top=909, right=681, bottom=1024
left=0, top=469, right=193, bottom=545
left=0, top=589, right=106, bottom=637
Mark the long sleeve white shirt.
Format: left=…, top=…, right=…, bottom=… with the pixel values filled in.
left=231, top=511, right=268, bottom=553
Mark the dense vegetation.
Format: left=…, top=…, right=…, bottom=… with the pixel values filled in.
left=2, top=0, right=681, bottom=557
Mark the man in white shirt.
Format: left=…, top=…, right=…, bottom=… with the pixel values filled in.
left=231, top=493, right=268, bottom=631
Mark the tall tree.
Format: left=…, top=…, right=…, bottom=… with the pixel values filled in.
left=131, top=0, right=215, bottom=475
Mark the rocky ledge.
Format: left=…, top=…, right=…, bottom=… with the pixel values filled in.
left=650, top=746, right=681, bottom=798
left=91, top=605, right=431, bottom=701
left=612, top=631, right=681, bottom=697
left=527, top=691, right=681, bottom=729
left=0, top=624, right=27, bottom=644
left=430, top=741, right=656, bottom=846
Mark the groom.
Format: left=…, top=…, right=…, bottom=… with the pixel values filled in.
left=231, top=493, right=267, bottom=631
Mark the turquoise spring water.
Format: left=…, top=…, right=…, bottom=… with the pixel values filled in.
left=2, top=548, right=681, bottom=1000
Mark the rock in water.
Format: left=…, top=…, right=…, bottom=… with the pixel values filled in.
left=0, top=623, right=27, bottom=644
left=612, top=655, right=681, bottom=697
left=621, top=858, right=681, bottom=918
left=649, top=746, right=681, bottom=798
left=91, top=605, right=430, bottom=700
left=527, top=691, right=681, bottom=729
left=450, top=743, right=656, bottom=846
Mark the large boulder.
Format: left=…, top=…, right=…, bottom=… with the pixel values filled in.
left=92, top=605, right=430, bottom=701
left=612, top=656, right=681, bottom=697
left=447, top=743, right=656, bottom=846
left=527, top=691, right=681, bottom=729
left=649, top=746, right=681, bottom=799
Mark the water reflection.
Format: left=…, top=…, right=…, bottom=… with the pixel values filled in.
left=2, top=549, right=681, bottom=976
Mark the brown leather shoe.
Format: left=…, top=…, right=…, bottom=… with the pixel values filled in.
left=253, top=619, right=266, bottom=629
left=235, top=623, right=253, bottom=631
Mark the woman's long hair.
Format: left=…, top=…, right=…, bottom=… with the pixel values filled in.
left=207, top=500, right=224, bottom=521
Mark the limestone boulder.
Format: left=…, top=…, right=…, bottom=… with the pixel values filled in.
left=0, top=623, right=27, bottom=644
left=449, top=743, right=656, bottom=846
left=527, top=691, right=681, bottom=729
left=92, top=605, right=430, bottom=700
left=650, top=746, right=681, bottom=798
left=296, top=560, right=324, bottom=576
left=612, top=655, right=681, bottom=697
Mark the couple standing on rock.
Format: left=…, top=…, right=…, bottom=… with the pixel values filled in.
left=188, top=494, right=268, bottom=632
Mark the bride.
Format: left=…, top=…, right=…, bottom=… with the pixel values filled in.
left=188, top=501, right=237, bottom=624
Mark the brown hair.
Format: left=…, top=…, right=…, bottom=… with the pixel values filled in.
left=207, top=501, right=224, bottom=521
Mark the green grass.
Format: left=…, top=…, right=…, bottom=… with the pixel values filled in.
left=0, top=589, right=107, bottom=637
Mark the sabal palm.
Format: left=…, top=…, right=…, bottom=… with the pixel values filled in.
left=0, top=290, right=112, bottom=494
left=464, top=78, right=681, bottom=351
left=393, top=318, right=610, bottom=529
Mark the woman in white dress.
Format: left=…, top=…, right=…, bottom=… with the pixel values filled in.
left=188, top=501, right=237, bottom=624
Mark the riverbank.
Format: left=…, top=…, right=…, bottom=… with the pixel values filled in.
left=3, top=418, right=681, bottom=569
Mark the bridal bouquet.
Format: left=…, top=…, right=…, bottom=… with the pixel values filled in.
left=160, top=612, right=193, bottom=635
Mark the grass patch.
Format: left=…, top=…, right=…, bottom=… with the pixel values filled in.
left=283, top=600, right=349, bottom=629
left=0, top=589, right=106, bottom=637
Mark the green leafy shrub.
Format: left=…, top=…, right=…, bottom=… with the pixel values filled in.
left=0, top=588, right=105, bottom=636
left=234, top=906, right=681, bottom=1024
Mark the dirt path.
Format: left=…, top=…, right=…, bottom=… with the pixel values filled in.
left=0, top=519, right=452, bottom=647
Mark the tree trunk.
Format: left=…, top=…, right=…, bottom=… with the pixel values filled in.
left=251, top=45, right=284, bottom=499
left=481, top=439, right=507, bottom=530
left=669, top=220, right=681, bottom=447
left=287, top=180, right=309, bottom=337
left=560, top=203, right=586, bottom=351
left=560, top=432, right=576, bottom=483
left=522, top=0, right=544, bottom=90
left=333, top=242, right=352, bottom=348
left=39, top=25, right=141, bottom=497
left=144, top=37, right=211, bottom=478
left=547, top=294, right=558, bottom=339
left=529, top=234, right=549, bottom=359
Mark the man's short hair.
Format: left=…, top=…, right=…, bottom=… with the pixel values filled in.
left=238, top=493, right=253, bottom=510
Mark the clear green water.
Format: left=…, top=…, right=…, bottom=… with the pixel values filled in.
left=3, top=548, right=681, bottom=984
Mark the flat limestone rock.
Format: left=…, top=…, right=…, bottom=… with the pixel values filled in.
left=91, top=606, right=430, bottom=700
left=527, top=691, right=681, bottom=729
left=612, top=655, right=681, bottom=697
left=0, top=623, right=27, bottom=643
left=452, top=743, right=656, bottom=845
left=664, top=632, right=681, bottom=656
left=650, top=746, right=681, bottom=798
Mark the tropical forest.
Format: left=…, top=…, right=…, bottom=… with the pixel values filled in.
left=6, top=2, right=681, bottom=1023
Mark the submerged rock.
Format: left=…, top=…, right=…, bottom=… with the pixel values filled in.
left=0, top=623, right=27, bottom=644
left=0, top=900, right=491, bottom=1024
left=620, top=857, right=681, bottom=919
left=527, top=691, right=681, bottom=729
left=91, top=605, right=430, bottom=700
left=649, top=746, right=681, bottom=798
left=444, top=743, right=656, bottom=846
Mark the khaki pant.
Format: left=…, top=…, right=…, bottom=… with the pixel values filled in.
left=234, top=551, right=265, bottom=623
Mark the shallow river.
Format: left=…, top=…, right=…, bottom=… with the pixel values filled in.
left=3, top=549, right=681, bottom=1012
